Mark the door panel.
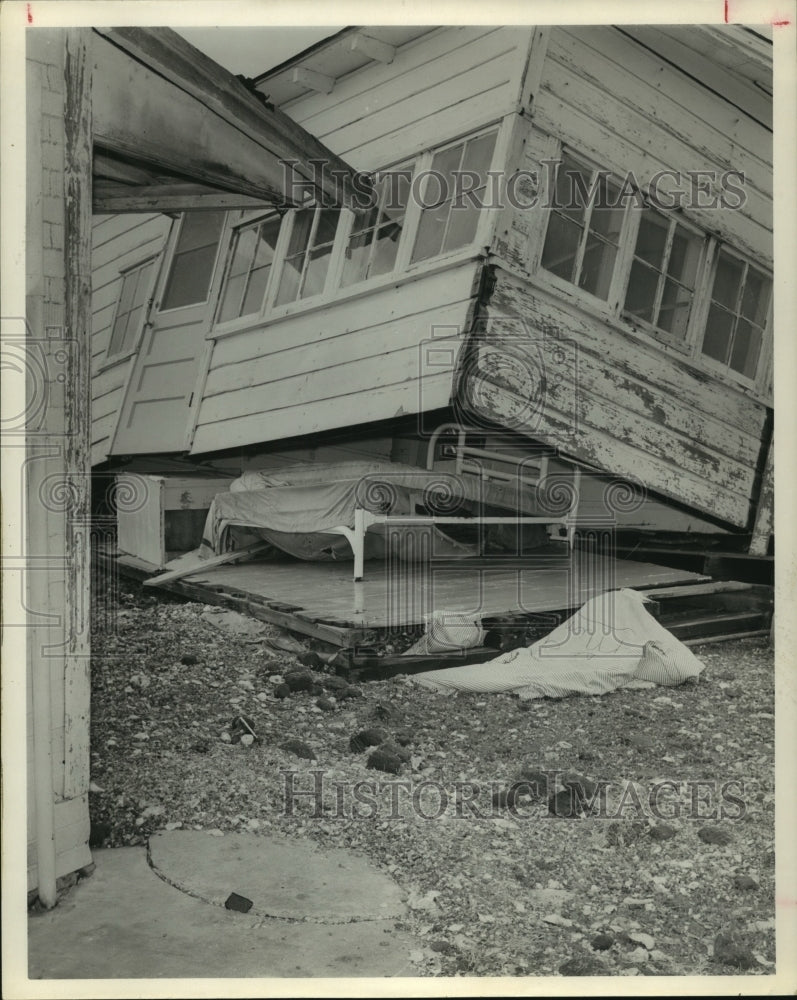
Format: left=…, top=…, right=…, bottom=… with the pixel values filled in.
left=111, top=212, right=226, bottom=455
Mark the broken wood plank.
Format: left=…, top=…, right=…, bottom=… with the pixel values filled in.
left=143, top=543, right=271, bottom=587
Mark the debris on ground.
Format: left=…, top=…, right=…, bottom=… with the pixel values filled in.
left=87, top=578, right=775, bottom=977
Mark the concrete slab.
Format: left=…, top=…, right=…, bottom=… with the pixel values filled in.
left=148, top=831, right=406, bottom=922
left=28, top=846, right=416, bottom=979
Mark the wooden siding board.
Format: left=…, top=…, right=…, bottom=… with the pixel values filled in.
left=550, top=28, right=772, bottom=198
left=487, top=274, right=767, bottom=433
left=461, top=267, right=766, bottom=528
left=191, top=371, right=454, bottom=453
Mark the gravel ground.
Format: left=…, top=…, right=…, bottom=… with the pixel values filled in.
left=88, top=576, right=775, bottom=978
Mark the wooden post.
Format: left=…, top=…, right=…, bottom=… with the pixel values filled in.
left=61, top=28, right=93, bottom=801
left=750, top=433, right=774, bottom=556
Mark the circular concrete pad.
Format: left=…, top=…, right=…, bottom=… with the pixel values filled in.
left=148, top=831, right=406, bottom=923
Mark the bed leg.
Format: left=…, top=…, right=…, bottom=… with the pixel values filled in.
left=353, top=507, right=365, bottom=582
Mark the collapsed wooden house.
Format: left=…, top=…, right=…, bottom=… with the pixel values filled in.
left=91, top=25, right=774, bottom=636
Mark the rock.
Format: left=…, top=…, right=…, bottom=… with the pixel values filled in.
left=366, top=748, right=404, bottom=774
left=713, top=932, right=757, bottom=970
left=297, top=651, right=324, bottom=669
left=558, top=955, right=606, bottom=976
left=267, top=675, right=285, bottom=685
left=733, top=874, right=759, bottom=890
left=373, top=702, right=403, bottom=723
left=338, top=685, right=363, bottom=700
left=350, top=728, right=387, bottom=752
left=519, top=767, right=550, bottom=797
left=698, top=825, right=733, bottom=846
left=378, top=740, right=412, bottom=763
left=591, top=933, right=614, bottom=951
left=220, top=731, right=232, bottom=743
left=493, top=782, right=535, bottom=810
left=393, top=730, right=413, bottom=747
left=648, top=823, right=677, bottom=841
left=229, top=716, right=257, bottom=740
left=180, top=653, right=199, bottom=665
left=429, top=939, right=455, bottom=955
left=190, top=739, right=210, bottom=754
left=129, top=672, right=150, bottom=689
left=548, top=788, right=582, bottom=818
left=543, top=913, right=573, bottom=927
left=284, top=670, right=315, bottom=692
left=274, top=683, right=290, bottom=699
left=628, top=932, right=655, bottom=950
left=280, top=739, right=316, bottom=760
left=622, top=946, right=650, bottom=964
left=315, top=696, right=335, bottom=712
left=224, top=892, right=253, bottom=913
left=322, top=675, right=349, bottom=692
left=240, top=734, right=254, bottom=747
left=561, top=772, right=601, bottom=801
left=624, top=733, right=655, bottom=751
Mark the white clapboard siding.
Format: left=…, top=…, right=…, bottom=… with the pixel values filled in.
left=283, top=26, right=532, bottom=169
left=90, top=212, right=171, bottom=464
left=532, top=27, right=772, bottom=265
left=192, top=262, right=480, bottom=453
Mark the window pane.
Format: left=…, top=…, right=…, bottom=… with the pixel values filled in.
left=218, top=274, right=247, bottom=322
left=579, top=237, right=616, bottom=299
left=702, top=304, right=734, bottom=363
left=729, top=319, right=762, bottom=378
left=412, top=204, right=448, bottom=262
left=711, top=251, right=743, bottom=309
left=174, top=211, right=225, bottom=253
left=381, top=170, right=411, bottom=223
left=313, top=208, right=339, bottom=248
left=590, top=178, right=623, bottom=243
left=541, top=212, right=582, bottom=282
left=285, top=209, right=315, bottom=256
left=461, top=132, right=496, bottom=179
left=443, top=188, right=482, bottom=252
left=275, top=256, right=303, bottom=305
left=428, top=143, right=465, bottom=206
left=238, top=219, right=281, bottom=316
left=740, top=268, right=771, bottom=326
left=301, top=243, right=332, bottom=298
left=350, top=202, right=380, bottom=236
left=161, top=244, right=218, bottom=309
left=370, top=221, right=403, bottom=276
left=341, top=230, right=375, bottom=287
left=668, top=227, right=701, bottom=290
left=624, top=259, right=659, bottom=323
left=634, top=209, right=669, bottom=267
left=555, top=156, right=592, bottom=223
left=109, top=260, right=154, bottom=356
left=658, top=278, right=693, bottom=338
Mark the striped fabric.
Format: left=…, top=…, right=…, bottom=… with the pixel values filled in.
left=411, top=588, right=704, bottom=698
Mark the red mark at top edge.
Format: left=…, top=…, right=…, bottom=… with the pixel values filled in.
left=26, top=3, right=33, bottom=23
left=724, top=0, right=729, bottom=22
left=772, top=18, right=791, bottom=25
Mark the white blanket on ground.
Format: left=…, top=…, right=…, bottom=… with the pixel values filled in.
left=411, top=588, right=704, bottom=699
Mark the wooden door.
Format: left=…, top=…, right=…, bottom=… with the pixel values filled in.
left=110, top=211, right=226, bottom=454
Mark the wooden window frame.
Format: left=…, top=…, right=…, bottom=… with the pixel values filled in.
left=209, top=121, right=507, bottom=335
left=157, top=211, right=226, bottom=315
left=213, top=210, right=285, bottom=328
left=103, top=254, right=159, bottom=364
left=535, top=143, right=772, bottom=389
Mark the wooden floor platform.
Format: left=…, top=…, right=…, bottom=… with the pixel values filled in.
left=172, top=549, right=710, bottom=639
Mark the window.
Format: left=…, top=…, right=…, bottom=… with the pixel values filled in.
left=213, top=126, right=501, bottom=329
left=701, top=251, right=771, bottom=379
left=275, top=206, right=340, bottom=305
left=161, top=211, right=225, bottom=310
left=217, top=215, right=282, bottom=323
left=411, top=130, right=498, bottom=263
left=341, top=169, right=411, bottom=287
left=540, top=154, right=624, bottom=300
left=538, top=148, right=772, bottom=386
left=623, top=208, right=703, bottom=341
left=107, top=258, right=157, bottom=359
